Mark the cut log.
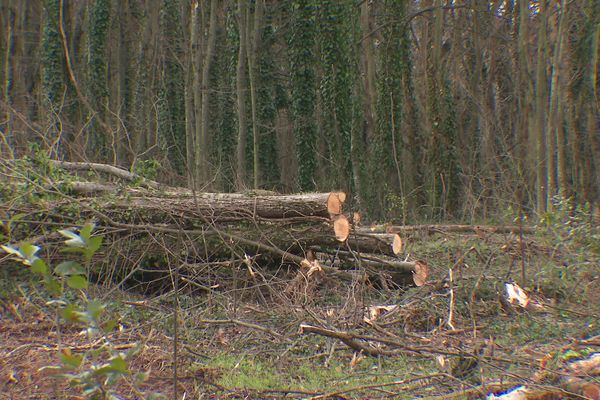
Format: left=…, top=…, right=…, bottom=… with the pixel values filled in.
left=347, top=233, right=404, bottom=256
left=79, top=190, right=346, bottom=221
left=333, top=215, right=351, bottom=242
left=327, top=192, right=346, bottom=216
left=311, top=247, right=428, bottom=287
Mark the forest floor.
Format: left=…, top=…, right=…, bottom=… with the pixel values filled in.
left=1, top=223, right=599, bottom=399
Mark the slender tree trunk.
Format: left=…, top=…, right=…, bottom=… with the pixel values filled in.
left=236, top=0, right=248, bottom=188
left=553, top=0, right=569, bottom=198
left=192, top=0, right=204, bottom=188
left=1, top=0, right=14, bottom=157
left=248, top=0, right=264, bottom=189
left=547, top=0, right=568, bottom=204
left=517, top=0, right=533, bottom=207
left=185, top=2, right=196, bottom=188
left=535, top=0, right=548, bottom=213
left=360, top=1, right=377, bottom=145
left=198, top=0, right=217, bottom=186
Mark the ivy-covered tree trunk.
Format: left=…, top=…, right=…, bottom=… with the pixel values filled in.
left=235, top=0, right=249, bottom=189
left=158, top=0, right=186, bottom=174
left=256, top=9, right=279, bottom=189
left=1, top=0, right=15, bottom=157
left=87, top=0, right=110, bottom=160
left=317, top=0, right=354, bottom=193
left=248, top=0, right=264, bottom=189
left=423, top=0, right=460, bottom=220
left=288, top=0, right=317, bottom=191
left=41, top=0, right=65, bottom=154
left=373, top=0, right=420, bottom=221
left=212, top=11, right=238, bottom=191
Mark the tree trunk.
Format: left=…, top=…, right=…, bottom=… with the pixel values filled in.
left=547, top=0, right=568, bottom=203
left=198, top=0, right=217, bottom=186
left=248, top=0, right=264, bottom=189
left=535, top=0, right=548, bottom=212
left=236, top=0, right=248, bottom=188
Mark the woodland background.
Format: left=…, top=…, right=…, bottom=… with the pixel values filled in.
left=0, top=0, right=598, bottom=222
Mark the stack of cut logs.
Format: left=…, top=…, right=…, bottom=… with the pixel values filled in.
left=79, top=187, right=427, bottom=287
left=3, top=160, right=429, bottom=288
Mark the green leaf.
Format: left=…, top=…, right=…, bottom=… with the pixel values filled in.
left=20, top=243, right=40, bottom=260
left=102, top=319, right=118, bottom=332
left=44, top=277, right=62, bottom=296
left=109, top=355, right=128, bottom=373
left=95, top=355, right=128, bottom=375
left=134, top=371, right=149, bottom=384
left=60, top=247, right=86, bottom=255
left=55, top=261, right=85, bottom=276
left=87, top=300, right=105, bottom=321
left=87, top=236, right=103, bottom=254
left=79, top=223, right=95, bottom=242
left=67, top=275, right=88, bottom=290
left=62, top=304, right=84, bottom=322
left=59, top=229, right=85, bottom=247
left=30, top=258, right=48, bottom=275
left=60, top=350, right=83, bottom=369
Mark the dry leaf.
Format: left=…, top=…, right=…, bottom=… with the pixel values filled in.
left=364, top=305, right=398, bottom=324
left=350, top=352, right=364, bottom=369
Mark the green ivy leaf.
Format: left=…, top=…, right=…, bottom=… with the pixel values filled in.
left=67, top=275, right=88, bottom=290
left=55, top=261, right=85, bottom=276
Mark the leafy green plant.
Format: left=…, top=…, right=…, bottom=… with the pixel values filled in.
left=1, top=223, right=163, bottom=399
left=134, top=159, right=161, bottom=181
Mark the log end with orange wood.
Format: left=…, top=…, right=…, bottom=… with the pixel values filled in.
left=327, top=191, right=346, bottom=216
left=333, top=215, right=351, bottom=242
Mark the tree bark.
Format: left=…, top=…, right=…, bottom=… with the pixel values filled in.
left=248, top=0, right=264, bottom=189
left=535, top=0, right=548, bottom=212
left=236, top=0, right=248, bottom=188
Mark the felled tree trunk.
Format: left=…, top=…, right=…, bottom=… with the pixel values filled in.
left=65, top=187, right=346, bottom=222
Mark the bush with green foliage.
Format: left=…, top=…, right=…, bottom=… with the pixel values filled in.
left=2, top=223, right=164, bottom=400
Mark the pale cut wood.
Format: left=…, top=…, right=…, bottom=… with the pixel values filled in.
left=327, top=191, right=346, bottom=215
left=412, top=261, right=428, bottom=287
left=333, top=215, right=351, bottom=242
left=392, top=234, right=403, bottom=255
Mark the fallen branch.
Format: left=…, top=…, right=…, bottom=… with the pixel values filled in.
left=299, top=324, right=429, bottom=356
left=365, top=224, right=536, bottom=235
left=49, top=160, right=160, bottom=189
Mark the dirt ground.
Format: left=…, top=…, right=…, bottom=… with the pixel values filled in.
left=1, top=230, right=599, bottom=399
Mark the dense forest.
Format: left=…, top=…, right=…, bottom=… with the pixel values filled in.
left=0, top=0, right=598, bottom=221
